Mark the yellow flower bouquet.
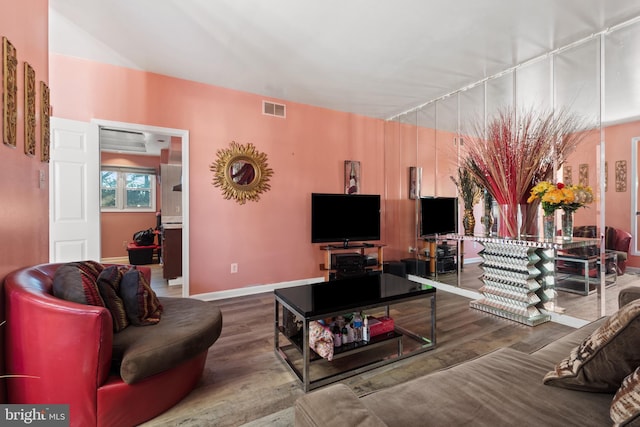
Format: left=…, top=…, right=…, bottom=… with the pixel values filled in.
left=527, top=181, right=593, bottom=215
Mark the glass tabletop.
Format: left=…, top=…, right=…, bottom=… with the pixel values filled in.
left=274, top=273, right=435, bottom=318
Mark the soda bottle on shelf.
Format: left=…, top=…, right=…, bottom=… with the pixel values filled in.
left=362, top=315, right=370, bottom=342
left=352, top=313, right=363, bottom=342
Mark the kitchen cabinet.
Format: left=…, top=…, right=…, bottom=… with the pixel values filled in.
left=162, top=226, right=182, bottom=279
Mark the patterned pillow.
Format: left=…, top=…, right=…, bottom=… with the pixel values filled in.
left=119, top=267, right=163, bottom=326
left=52, top=261, right=105, bottom=306
left=543, top=298, right=640, bottom=392
left=611, top=367, right=640, bottom=427
left=309, top=321, right=334, bottom=361
left=96, top=265, right=129, bottom=332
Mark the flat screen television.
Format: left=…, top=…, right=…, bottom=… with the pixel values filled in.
left=420, top=197, right=459, bottom=236
left=311, top=193, right=381, bottom=246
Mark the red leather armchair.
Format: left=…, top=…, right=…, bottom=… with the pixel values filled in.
left=3, top=263, right=221, bottom=427
left=569, top=226, right=632, bottom=274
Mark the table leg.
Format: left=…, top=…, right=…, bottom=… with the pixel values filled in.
left=302, top=318, right=310, bottom=392
left=274, top=299, right=280, bottom=352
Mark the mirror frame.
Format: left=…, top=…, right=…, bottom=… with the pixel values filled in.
left=211, top=141, right=273, bottom=204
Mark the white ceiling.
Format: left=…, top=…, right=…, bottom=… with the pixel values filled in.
left=49, top=0, right=640, bottom=120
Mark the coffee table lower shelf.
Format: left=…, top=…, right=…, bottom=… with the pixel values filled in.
left=276, top=326, right=432, bottom=392
left=281, top=327, right=403, bottom=361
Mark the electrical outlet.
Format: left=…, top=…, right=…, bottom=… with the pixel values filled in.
left=231, top=263, right=238, bottom=274
left=122, top=240, right=128, bottom=248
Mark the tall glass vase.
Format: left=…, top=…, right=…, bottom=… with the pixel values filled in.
left=543, top=214, right=555, bottom=240
left=497, top=203, right=518, bottom=239
left=520, top=202, right=539, bottom=237
left=481, top=190, right=494, bottom=236
left=561, top=210, right=574, bottom=240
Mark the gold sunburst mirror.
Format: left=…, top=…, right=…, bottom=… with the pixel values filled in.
left=210, top=141, right=274, bottom=204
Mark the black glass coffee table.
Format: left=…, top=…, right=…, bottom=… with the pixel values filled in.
left=274, top=273, right=436, bottom=391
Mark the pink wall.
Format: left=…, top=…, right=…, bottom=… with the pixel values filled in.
left=100, top=152, right=161, bottom=258
left=0, top=0, right=49, bottom=403
left=604, top=121, right=640, bottom=267
left=50, top=55, right=385, bottom=294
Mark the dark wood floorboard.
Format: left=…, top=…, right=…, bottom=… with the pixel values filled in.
left=138, top=264, right=576, bottom=427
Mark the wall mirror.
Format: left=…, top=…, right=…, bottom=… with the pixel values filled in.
left=211, top=141, right=273, bottom=204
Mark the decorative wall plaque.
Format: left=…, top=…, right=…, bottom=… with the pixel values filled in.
left=3, top=36, right=17, bottom=147
left=345, top=160, right=361, bottom=194
left=616, top=160, right=627, bottom=192
left=24, top=62, right=36, bottom=156
left=409, top=166, right=422, bottom=199
left=40, top=81, right=50, bottom=162
left=563, top=165, right=572, bottom=185
left=579, top=164, right=589, bottom=186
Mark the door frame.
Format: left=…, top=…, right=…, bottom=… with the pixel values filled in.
left=93, top=119, right=190, bottom=297
left=632, top=136, right=639, bottom=257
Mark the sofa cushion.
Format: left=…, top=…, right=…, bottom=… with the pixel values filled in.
left=112, top=297, right=223, bottom=384
left=543, top=298, right=640, bottom=392
left=96, top=265, right=129, bottom=332
left=358, top=348, right=612, bottom=427
left=611, top=366, right=640, bottom=427
left=119, top=266, right=163, bottom=326
left=52, top=260, right=105, bottom=306
left=296, top=383, right=387, bottom=427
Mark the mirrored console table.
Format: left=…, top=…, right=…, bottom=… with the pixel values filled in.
left=449, top=235, right=598, bottom=326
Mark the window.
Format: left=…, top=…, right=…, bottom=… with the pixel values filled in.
left=101, top=166, right=156, bottom=212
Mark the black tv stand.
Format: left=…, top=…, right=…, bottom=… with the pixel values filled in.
left=319, top=244, right=385, bottom=281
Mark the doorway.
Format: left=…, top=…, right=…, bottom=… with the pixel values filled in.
left=96, top=119, right=190, bottom=297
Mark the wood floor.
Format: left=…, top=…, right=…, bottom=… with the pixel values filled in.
left=138, top=263, right=578, bottom=427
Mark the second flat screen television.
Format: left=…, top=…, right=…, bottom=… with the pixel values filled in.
left=420, top=196, right=458, bottom=236
left=311, top=193, right=381, bottom=246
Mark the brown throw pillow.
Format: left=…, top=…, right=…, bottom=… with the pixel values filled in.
left=543, top=298, right=640, bottom=392
left=52, top=260, right=105, bottom=306
left=96, top=265, right=130, bottom=332
left=119, top=267, right=163, bottom=326
left=611, top=367, right=640, bottom=427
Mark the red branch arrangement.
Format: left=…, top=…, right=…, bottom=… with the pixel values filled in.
left=463, top=107, right=590, bottom=237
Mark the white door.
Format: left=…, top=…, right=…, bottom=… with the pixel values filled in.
left=49, top=118, right=100, bottom=262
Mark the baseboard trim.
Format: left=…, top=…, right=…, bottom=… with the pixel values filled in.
left=408, top=274, right=482, bottom=299
left=192, top=276, right=326, bottom=301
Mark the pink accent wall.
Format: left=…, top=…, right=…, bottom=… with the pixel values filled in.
left=604, top=121, right=640, bottom=267
left=49, top=55, right=385, bottom=294
left=0, top=0, right=49, bottom=403
left=100, top=152, right=161, bottom=258
left=45, top=43, right=640, bottom=296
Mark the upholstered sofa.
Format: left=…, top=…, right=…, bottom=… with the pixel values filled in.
left=3, top=262, right=223, bottom=427
left=560, top=225, right=632, bottom=275
left=295, top=287, right=640, bottom=427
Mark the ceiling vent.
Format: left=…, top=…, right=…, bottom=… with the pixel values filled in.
left=100, top=128, right=147, bottom=153
left=263, top=101, right=286, bottom=118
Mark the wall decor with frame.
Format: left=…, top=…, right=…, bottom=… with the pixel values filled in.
left=24, top=62, right=36, bottom=156
left=563, top=165, right=573, bottom=185
left=3, top=36, right=17, bottom=147
left=409, top=166, right=422, bottom=199
left=40, top=81, right=50, bottom=162
left=344, top=160, right=360, bottom=194
left=616, top=160, right=627, bottom=192
left=579, top=164, right=589, bottom=186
